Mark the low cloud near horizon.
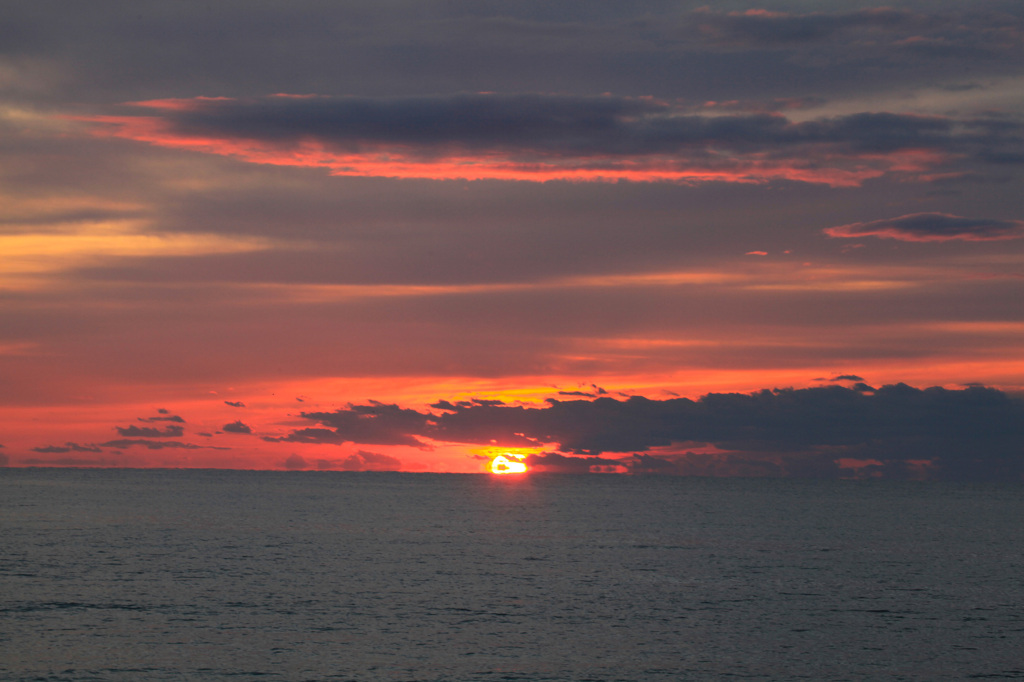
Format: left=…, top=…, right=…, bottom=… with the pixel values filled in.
left=3, top=1, right=1024, bottom=479
left=280, top=384, right=1024, bottom=481
left=282, top=450, right=402, bottom=471
left=16, top=382, right=1023, bottom=481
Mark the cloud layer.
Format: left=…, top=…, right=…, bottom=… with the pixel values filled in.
left=3, top=2, right=1024, bottom=477
left=84, top=94, right=1023, bottom=186
left=826, top=213, right=1024, bottom=242
left=277, top=385, right=1024, bottom=480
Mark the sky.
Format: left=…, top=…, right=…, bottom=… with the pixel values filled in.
left=2, top=0, right=1023, bottom=478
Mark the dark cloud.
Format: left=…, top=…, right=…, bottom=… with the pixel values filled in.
left=93, top=94, right=1024, bottom=186
left=283, top=454, right=308, bottom=470
left=3, top=1, right=1023, bottom=477
left=267, top=401, right=432, bottom=448
left=263, top=428, right=340, bottom=445
left=140, top=412, right=186, bottom=423
left=689, top=6, right=1024, bottom=66
left=21, top=457, right=113, bottom=467
left=301, top=450, right=401, bottom=471
left=431, top=399, right=507, bottom=411
left=163, top=93, right=657, bottom=150
left=115, top=424, right=185, bottom=438
left=629, top=452, right=678, bottom=474
left=831, top=375, right=865, bottom=382
left=698, top=97, right=828, bottom=113
left=31, top=442, right=103, bottom=454
left=825, top=213, right=1024, bottom=242
left=626, top=452, right=806, bottom=478
left=5, top=1, right=1021, bottom=109
left=100, top=439, right=204, bottom=450
left=224, top=400, right=246, bottom=407
left=525, top=452, right=624, bottom=474
left=339, top=450, right=402, bottom=472
left=692, top=7, right=918, bottom=46
left=277, top=385, right=1024, bottom=480
left=222, top=420, right=252, bottom=434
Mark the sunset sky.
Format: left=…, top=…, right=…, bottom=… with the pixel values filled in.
left=2, top=0, right=1023, bottom=478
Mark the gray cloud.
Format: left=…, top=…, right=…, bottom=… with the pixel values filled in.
left=283, top=454, right=308, bottom=470
left=338, top=450, right=402, bottom=472
left=525, top=452, right=624, bottom=474
left=167, top=93, right=658, bottom=150
left=266, top=401, right=432, bottom=448
left=224, top=400, right=246, bottom=407
left=692, top=7, right=919, bottom=46
left=99, top=94, right=1024, bottom=185
left=222, top=420, right=252, bottom=434
left=31, top=442, right=102, bottom=454
left=21, top=457, right=114, bottom=467
left=140, top=412, right=186, bottom=423
left=100, top=439, right=204, bottom=450
left=626, top=451, right=837, bottom=478
left=2, top=1, right=1023, bottom=472
left=292, top=451, right=401, bottom=470
left=4, top=1, right=1022, bottom=108
left=115, top=424, right=185, bottom=438
left=689, top=6, right=1024, bottom=67
left=825, top=212, right=1024, bottom=242
left=278, top=385, right=1024, bottom=480
left=299, top=451, right=402, bottom=470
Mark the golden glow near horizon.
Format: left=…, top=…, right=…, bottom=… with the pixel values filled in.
left=2, top=4, right=1023, bottom=482
left=490, top=454, right=528, bottom=474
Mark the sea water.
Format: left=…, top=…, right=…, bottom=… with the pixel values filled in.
left=2, top=468, right=1023, bottom=681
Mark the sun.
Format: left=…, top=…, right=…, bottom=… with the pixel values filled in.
left=490, top=454, right=528, bottom=474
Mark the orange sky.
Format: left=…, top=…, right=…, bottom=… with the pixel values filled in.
left=2, top=3, right=1023, bottom=478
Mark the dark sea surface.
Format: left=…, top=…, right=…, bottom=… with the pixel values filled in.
left=2, top=469, right=1023, bottom=681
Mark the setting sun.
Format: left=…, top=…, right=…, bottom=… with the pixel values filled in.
left=490, top=454, right=528, bottom=474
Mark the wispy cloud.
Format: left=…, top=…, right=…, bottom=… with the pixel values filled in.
left=826, top=213, right=1024, bottom=242
left=31, top=442, right=102, bottom=454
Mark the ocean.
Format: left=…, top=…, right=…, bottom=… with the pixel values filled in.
left=2, top=468, right=1023, bottom=681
